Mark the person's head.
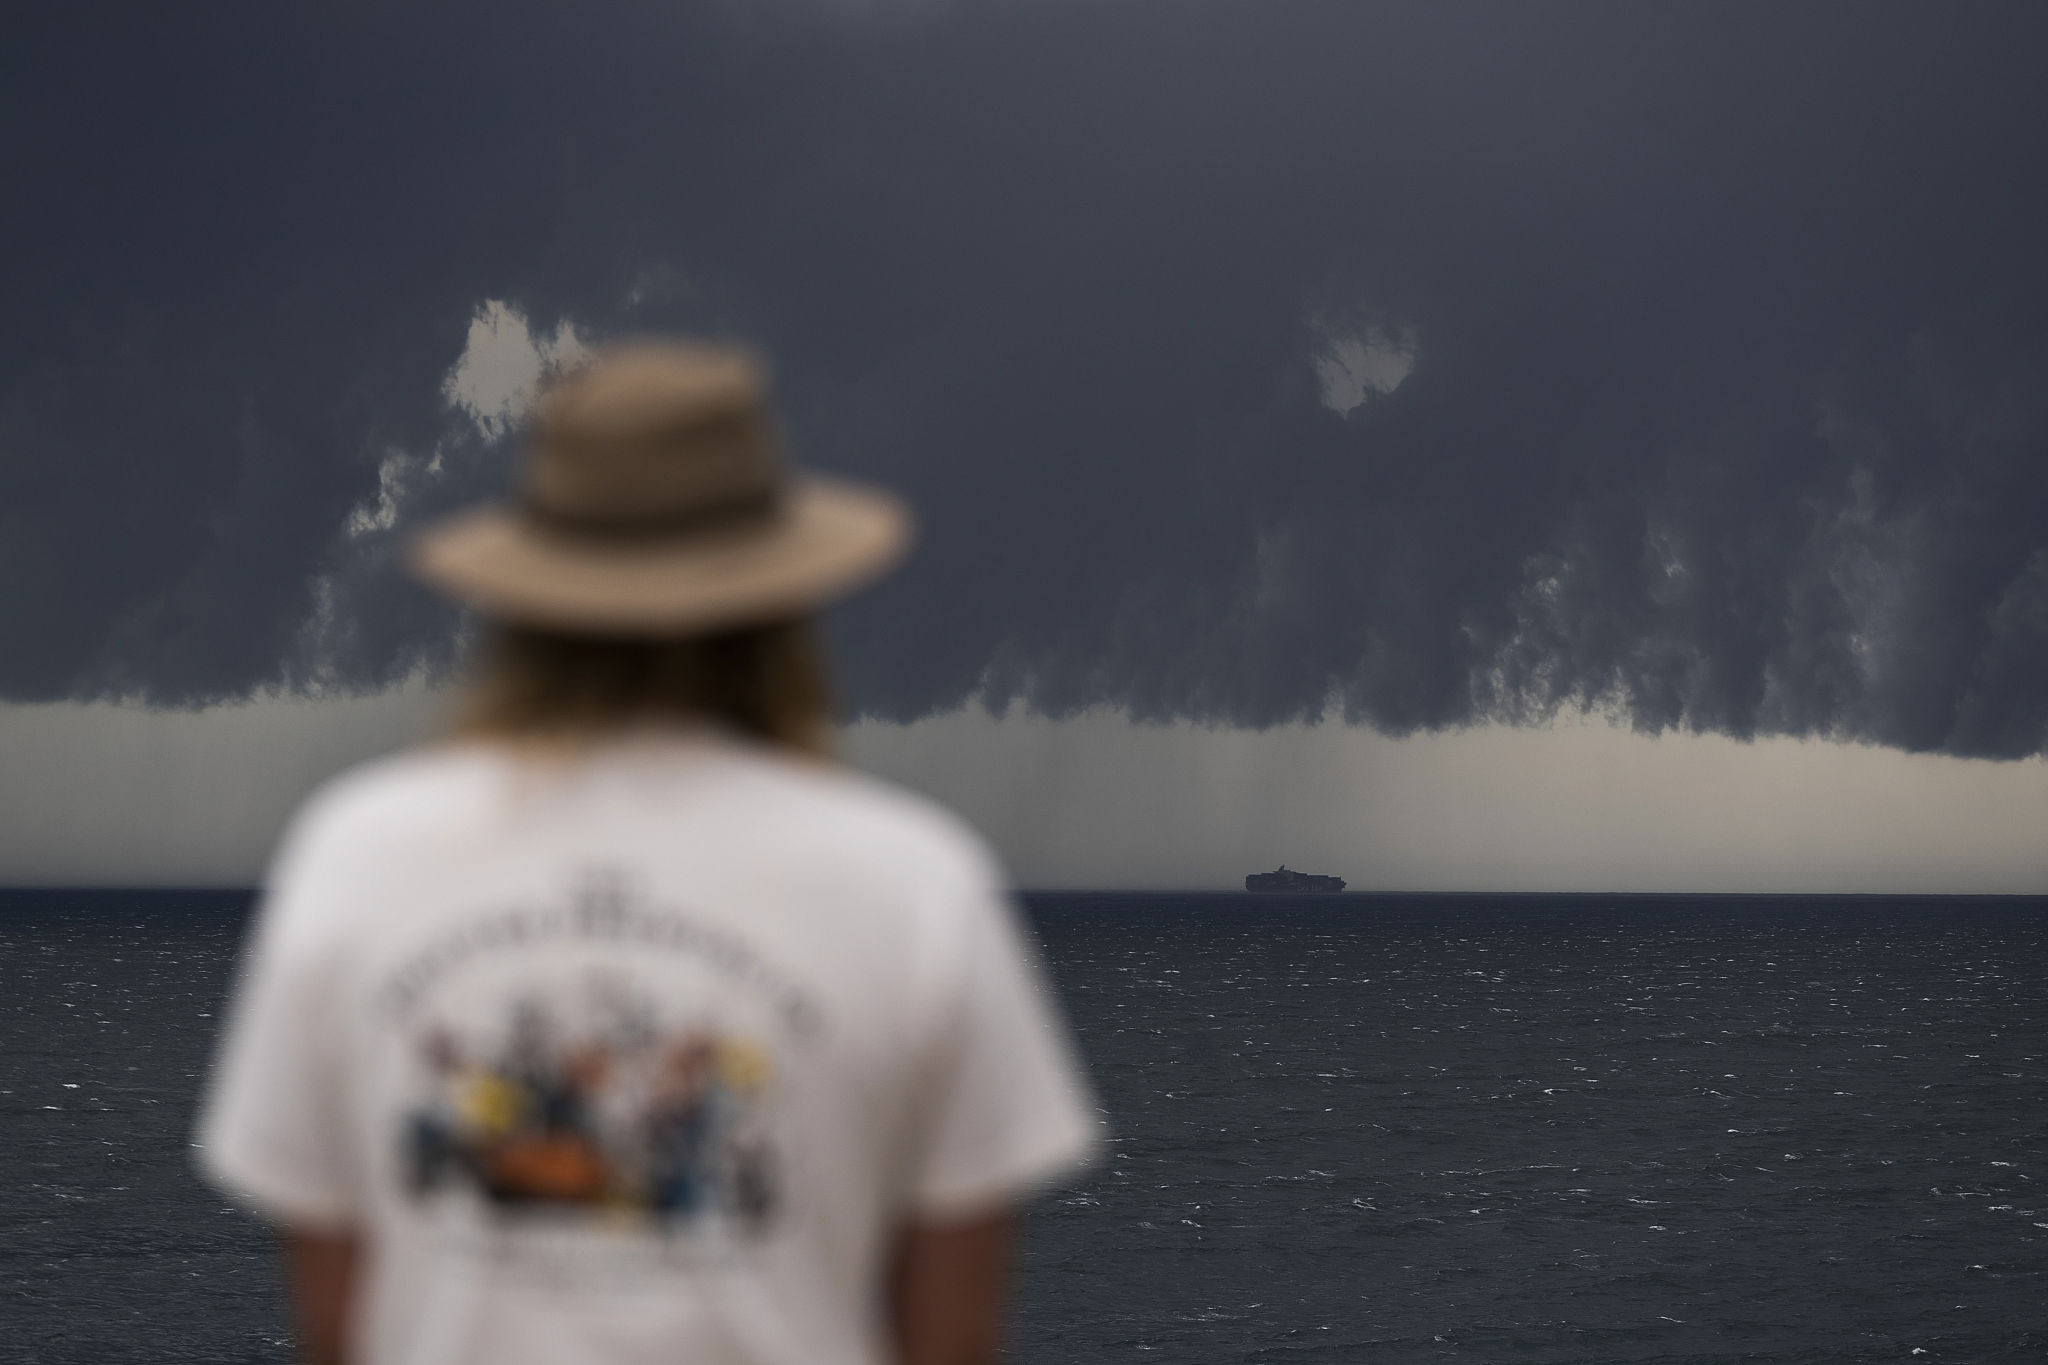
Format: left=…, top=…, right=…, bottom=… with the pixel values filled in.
left=408, top=340, right=911, bottom=758
left=454, top=617, right=834, bottom=757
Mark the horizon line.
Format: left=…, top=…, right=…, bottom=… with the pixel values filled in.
left=2, top=885, right=2045, bottom=901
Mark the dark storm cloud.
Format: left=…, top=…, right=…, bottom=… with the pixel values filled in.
left=8, top=2, right=2048, bottom=755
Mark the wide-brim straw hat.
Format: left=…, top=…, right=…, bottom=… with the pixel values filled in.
left=410, top=339, right=911, bottom=634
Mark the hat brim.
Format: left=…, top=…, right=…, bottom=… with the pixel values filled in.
left=408, top=477, right=912, bottom=634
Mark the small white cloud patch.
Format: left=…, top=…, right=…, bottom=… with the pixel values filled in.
left=442, top=300, right=590, bottom=439
left=341, top=300, right=588, bottom=542
left=344, top=447, right=413, bottom=538
left=1311, top=320, right=1418, bottom=417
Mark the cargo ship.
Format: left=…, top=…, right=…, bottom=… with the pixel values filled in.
left=1244, top=865, right=1346, bottom=892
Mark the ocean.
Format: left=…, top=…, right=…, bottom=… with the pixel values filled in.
left=3, top=890, right=2043, bottom=1363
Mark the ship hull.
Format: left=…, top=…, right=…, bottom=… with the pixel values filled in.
left=1244, top=871, right=1347, bottom=892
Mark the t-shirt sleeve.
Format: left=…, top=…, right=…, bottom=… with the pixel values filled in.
left=194, top=805, right=363, bottom=1229
left=902, top=856, right=1103, bottom=1220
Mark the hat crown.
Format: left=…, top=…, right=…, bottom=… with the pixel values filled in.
left=525, top=341, right=781, bottom=531
left=410, top=333, right=911, bottom=634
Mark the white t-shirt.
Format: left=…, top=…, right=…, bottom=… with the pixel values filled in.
left=197, top=729, right=1099, bottom=1365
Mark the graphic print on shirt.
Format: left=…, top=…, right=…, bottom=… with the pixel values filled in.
left=378, top=870, right=824, bottom=1256
left=405, top=981, right=780, bottom=1234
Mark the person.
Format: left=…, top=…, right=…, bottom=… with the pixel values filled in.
left=196, top=341, right=1100, bottom=1365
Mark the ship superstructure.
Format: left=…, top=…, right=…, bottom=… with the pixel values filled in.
left=1244, top=865, right=1346, bottom=892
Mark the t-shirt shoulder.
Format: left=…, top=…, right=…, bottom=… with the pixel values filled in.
left=272, top=739, right=1003, bottom=901
left=749, top=756, right=1005, bottom=888
left=273, top=744, right=505, bottom=858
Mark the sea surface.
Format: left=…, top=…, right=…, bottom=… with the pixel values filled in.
left=3, top=890, right=2044, bottom=1363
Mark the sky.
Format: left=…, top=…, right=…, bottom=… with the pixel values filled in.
left=6, top=2, right=2048, bottom=890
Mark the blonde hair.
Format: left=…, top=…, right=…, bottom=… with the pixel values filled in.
left=454, top=617, right=835, bottom=759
